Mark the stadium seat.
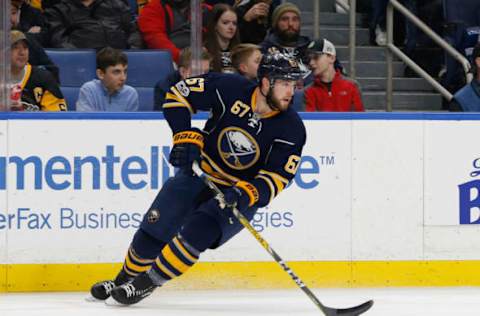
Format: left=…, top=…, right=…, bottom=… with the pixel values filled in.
left=60, top=86, right=80, bottom=111
left=292, top=90, right=305, bottom=112
left=136, top=87, right=155, bottom=111
left=124, top=50, right=175, bottom=87
left=45, top=49, right=96, bottom=87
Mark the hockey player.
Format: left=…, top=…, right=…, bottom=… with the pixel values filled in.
left=89, top=51, right=307, bottom=305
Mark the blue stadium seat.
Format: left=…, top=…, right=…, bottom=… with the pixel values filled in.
left=124, top=50, right=175, bottom=88
left=45, top=49, right=96, bottom=87
left=136, top=87, right=154, bottom=111
left=60, top=86, right=80, bottom=111
left=292, top=90, right=305, bottom=112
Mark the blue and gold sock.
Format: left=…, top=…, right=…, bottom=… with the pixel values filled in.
left=122, top=246, right=155, bottom=278
left=149, top=234, right=200, bottom=286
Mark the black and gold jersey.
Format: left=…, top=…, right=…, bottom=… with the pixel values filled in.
left=19, top=64, right=67, bottom=111
left=163, top=72, right=306, bottom=208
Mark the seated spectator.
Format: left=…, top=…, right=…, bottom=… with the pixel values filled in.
left=442, top=0, right=480, bottom=98
left=10, top=10, right=60, bottom=82
left=9, top=30, right=66, bottom=111
left=11, top=0, right=49, bottom=46
left=231, top=43, right=261, bottom=81
left=44, top=0, right=142, bottom=49
left=204, top=4, right=240, bottom=73
left=259, top=3, right=311, bottom=84
left=304, top=39, right=364, bottom=112
left=449, top=44, right=480, bottom=111
left=77, top=47, right=139, bottom=111
left=234, top=0, right=281, bottom=44
left=154, top=47, right=211, bottom=110
left=138, top=0, right=211, bottom=64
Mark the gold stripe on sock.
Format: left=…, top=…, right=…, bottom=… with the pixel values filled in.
left=155, top=258, right=177, bottom=279
left=173, top=237, right=198, bottom=264
left=161, top=245, right=190, bottom=273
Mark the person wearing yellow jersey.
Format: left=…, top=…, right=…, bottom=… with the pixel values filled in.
left=10, top=30, right=66, bottom=112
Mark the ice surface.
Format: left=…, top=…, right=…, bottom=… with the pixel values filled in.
left=1, top=287, right=479, bottom=315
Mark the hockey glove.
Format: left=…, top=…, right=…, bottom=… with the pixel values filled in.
left=169, top=128, right=204, bottom=168
left=219, top=182, right=258, bottom=217
left=223, top=186, right=250, bottom=213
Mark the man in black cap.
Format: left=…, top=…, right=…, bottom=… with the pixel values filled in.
left=449, top=43, right=480, bottom=111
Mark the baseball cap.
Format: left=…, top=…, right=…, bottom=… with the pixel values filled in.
left=11, top=30, right=28, bottom=46
left=308, top=38, right=336, bottom=56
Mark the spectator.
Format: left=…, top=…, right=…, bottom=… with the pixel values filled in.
left=11, top=0, right=49, bottom=46
left=44, top=0, right=142, bottom=49
left=9, top=30, right=66, bottom=112
left=259, top=3, right=311, bottom=83
left=442, top=0, right=480, bottom=99
left=231, top=43, right=262, bottom=81
left=369, top=0, right=417, bottom=55
left=449, top=44, right=480, bottom=111
left=76, top=47, right=139, bottom=112
left=138, top=0, right=211, bottom=64
left=234, top=0, right=281, bottom=44
left=10, top=5, right=60, bottom=82
left=154, top=47, right=212, bottom=110
left=304, top=39, right=364, bottom=112
left=204, top=4, right=240, bottom=73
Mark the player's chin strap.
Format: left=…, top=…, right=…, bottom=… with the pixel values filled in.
left=192, top=160, right=374, bottom=316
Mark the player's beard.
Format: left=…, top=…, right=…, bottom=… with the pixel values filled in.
left=267, top=90, right=289, bottom=112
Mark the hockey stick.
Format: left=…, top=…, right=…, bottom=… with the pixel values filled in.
left=191, top=161, right=373, bottom=316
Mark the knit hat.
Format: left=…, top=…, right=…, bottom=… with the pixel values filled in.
left=271, top=3, right=301, bottom=29
left=308, top=38, right=336, bottom=56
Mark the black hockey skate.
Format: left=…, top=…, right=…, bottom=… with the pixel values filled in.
left=89, top=270, right=131, bottom=301
left=108, top=272, right=156, bottom=305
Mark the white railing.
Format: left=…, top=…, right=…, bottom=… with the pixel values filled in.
left=312, top=0, right=357, bottom=79
left=386, top=0, right=472, bottom=111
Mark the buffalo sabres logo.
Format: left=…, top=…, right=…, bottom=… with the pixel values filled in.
left=147, top=209, right=160, bottom=223
left=217, top=127, right=260, bottom=170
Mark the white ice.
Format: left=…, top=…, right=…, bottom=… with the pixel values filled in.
left=1, top=287, right=479, bottom=316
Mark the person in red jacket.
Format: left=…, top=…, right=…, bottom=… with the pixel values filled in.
left=303, top=39, right=364, bottom=112
left=138, top=0, right=211, bottom=64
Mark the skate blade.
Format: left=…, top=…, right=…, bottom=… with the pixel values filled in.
left=85, top=295, right=105, bottom=303
left=105, top=296, right=127, bottom=307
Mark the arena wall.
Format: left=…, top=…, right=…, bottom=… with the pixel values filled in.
left=1, top=112, right=480, bottom=292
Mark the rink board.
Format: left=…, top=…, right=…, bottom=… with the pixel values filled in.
left=2, top=112, right=480, bottom=291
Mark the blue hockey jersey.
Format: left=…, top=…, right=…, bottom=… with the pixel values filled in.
left=163, top=72, right=306, bottom=208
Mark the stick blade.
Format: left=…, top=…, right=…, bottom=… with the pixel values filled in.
left=323, top=300, right=374, bottom=316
